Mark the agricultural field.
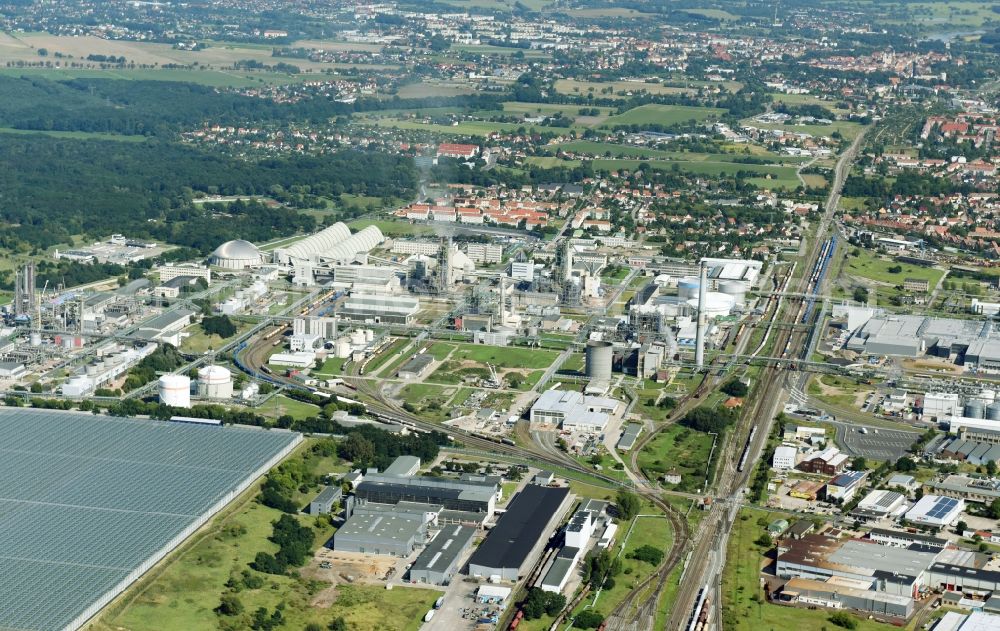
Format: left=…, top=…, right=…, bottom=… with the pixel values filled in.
left=546, top=140, right=808, bottom=165
left=346, top=219, right=434, bottom=237
left=600, top=104, right=725, bottom=128
left=0, top=127, right=148, bottom=142
left=635, top=424, right=717, bottom=492
left=395, top=81, right=479, bottom=98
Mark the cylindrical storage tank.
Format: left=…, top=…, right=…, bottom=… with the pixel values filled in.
left=977, top=389, right=996, bottom=403
left=964, top=400, right=986, bottom=419
left=335, top=340, right=352, bottom=358
left=197, top=365, right=233, bottom=399
left=364, top=329, right=375, bottom=343
left=585, top=340, right=614, bottom=381
left=350, top=330, right=366, bottom=346
left=29, top=332, right=42, bottom=346
left=85, top=365, right=98, bottom=376
left=677, top=277, right=700, bottom=300
left=718, top=280, right=746, bottom=306
left=986, top=402, right=1000, bottom=422
left=528, top=326, right=539, bottom=337
left=159, top=374, right=192, bottom=408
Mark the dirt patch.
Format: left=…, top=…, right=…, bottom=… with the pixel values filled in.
left=302, top=548, right=398, bottom=588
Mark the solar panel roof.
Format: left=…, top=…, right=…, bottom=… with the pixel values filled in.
left=0, top=409, right=300, bottom=631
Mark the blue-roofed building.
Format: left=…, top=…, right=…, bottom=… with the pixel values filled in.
left=905, top=495, right=965, bottom=528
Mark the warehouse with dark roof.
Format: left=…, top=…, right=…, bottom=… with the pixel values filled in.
left=467, top=484, right=571, bottom=581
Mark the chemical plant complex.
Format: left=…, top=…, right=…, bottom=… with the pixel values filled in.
left=7, top=180, right=1000, bottom=631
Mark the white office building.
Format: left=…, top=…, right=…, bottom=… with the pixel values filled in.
left=772, top=445, right=798, bottom=470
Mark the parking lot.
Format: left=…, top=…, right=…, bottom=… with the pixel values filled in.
left=832, top=421, right=918, bottom=461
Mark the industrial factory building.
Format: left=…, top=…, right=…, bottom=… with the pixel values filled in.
left=332, top=512, right=427, bottom=557
left=354, top=473, right=498, bottom=514
left=842, top=311, right=1000, bottom=370
left=468, top=484, right=571, bottom=581
left=408, top=524, right=477, bottom=585
left=529, top=389, right=621, bottom=432
left=340, top=293, right=420, bottom=325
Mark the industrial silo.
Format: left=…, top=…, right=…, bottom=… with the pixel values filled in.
left=585, top=340, right=614, bottom=381
left=964, top=400, right=986, bottom=419
left=678, top=277, right=700, bottom=300
left=198, top=365, right=233, bottom=399
left=718, top=280, right=746, bottom=307
left=986, top=402, right=1000, bottom=421
left=159, top=374, right=192, bottom=408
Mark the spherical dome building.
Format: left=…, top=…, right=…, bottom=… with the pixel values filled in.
left=210, top=240, right=264, bottom=270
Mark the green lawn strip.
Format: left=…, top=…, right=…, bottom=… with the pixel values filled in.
left=258, top=394, right=321, bottom=420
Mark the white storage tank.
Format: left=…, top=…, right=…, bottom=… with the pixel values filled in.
left=198, top=365, right=233, bottom=399
left=364, top=329, right=375, bottom=343
left=350, top=330, right=366, bottom=346
left=678, top=277, right=700, bottom=300
left=718, top=280, right=746, bottom=306
left=335, top=339, right=352, bottom=358
left=159, top=374, right=192, bottom=408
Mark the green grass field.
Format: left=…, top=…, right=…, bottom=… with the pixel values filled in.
left=635, top=424, right=716, bottom=492
left=844, top=248, right=944, bottom=287
left=259, top=395, right=321, bottom=420
left=546, top=140, right=806, bottom=164
left=742, top=118, right=865, bottom=141
left=347, top=219, right=434, bottom=237
left=448, top=343, right=560, bottom=369
left=601, top=104, right=725, bottom=128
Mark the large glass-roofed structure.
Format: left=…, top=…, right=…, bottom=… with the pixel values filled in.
left=0, top=409, right=301, bottom=631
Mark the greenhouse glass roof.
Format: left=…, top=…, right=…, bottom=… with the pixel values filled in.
left=0, top=409, right=300, bottom=631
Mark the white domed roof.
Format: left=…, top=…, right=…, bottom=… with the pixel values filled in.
left=212, top=239, right=261, bottom=260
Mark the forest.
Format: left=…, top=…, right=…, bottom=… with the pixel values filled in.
left=0, top=136, right=416, bottom=252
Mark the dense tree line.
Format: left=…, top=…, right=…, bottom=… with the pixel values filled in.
left=0, top=136, right=415, bottom=252
left=680, top=405, right=739, bottom=434
left=0, top=76, right=504, bottom=136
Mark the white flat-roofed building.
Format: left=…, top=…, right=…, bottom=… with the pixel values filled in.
left=905, top=495, right=965, bottom=528
left=341, top=293, right=419, bottom=325
left=857, top=489, right=906, bottom=516
left=923, top=392, right=960, bottom=420
left=530, top=389, right=621, bottom=432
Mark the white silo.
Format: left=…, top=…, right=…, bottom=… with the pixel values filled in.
left=335, top=339, right=352, bottom=358
left=198, top=365, right=233, bottom=399
left=159, top=374, right=192, bottom=408
left=364, top=329, right=375, bottom=343
left=678, top=277, right=700, bottom=300
left=350, top=330, right=366, bottom=346
left=718, top=280, right=746, bottom=307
